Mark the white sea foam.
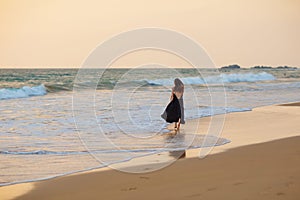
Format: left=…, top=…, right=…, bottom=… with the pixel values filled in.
left=0, top=84, right=47, bottom=100
left=146, top=72, right=276, bottom=86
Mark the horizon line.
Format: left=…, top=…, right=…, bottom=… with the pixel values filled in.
left=0, top=65, right=298, bottom=69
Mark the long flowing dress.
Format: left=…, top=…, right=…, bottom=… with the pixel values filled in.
left=161, top=93, right=181, bottom=123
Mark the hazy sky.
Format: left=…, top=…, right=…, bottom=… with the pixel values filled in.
left=0, top=0, right=299, bottom=68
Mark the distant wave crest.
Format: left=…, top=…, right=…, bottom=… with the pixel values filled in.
left=145, top=72, right=276, bottom=86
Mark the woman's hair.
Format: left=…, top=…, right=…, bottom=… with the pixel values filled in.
left=173, top=78, right=184, bottom=93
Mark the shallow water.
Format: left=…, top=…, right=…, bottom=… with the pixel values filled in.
left=0, top=68, right=300, bottom=185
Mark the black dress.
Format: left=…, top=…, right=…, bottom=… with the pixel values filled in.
left=161, top=93, right=181, bottom=123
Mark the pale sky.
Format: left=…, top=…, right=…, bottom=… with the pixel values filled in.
left=0, top=0, right=299, bottom=68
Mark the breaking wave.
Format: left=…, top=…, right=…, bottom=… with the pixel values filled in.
left=145, top=72, right=276, bottom=86
left=0, top=84, right=47, bottom=100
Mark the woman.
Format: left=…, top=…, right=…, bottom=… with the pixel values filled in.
left=161, top=78, right=185, bottom=131
left=171, top=78, right=185, bottom=130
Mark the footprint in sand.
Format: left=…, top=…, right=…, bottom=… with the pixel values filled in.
left=285, top=181, right=293, bottom=187
left=233, top=181, right=244, bottom=186
left=186, top=193, right=202, bottom=198
left=140, top=176, right=150, bottom=180
left=276, top=192, right=285, bottom=196
left=207, top=187, right=217, bottom=191
left=121, top=187, right=137, bottom=191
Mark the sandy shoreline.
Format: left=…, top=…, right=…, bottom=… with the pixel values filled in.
left=1, top=102, right=300, bottom=199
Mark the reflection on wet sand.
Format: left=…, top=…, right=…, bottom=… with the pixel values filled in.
left=164, top=129, right=186, bottom=159
left=169, top=150, right=186, bottom=159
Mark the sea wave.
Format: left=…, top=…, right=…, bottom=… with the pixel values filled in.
left=145, top=72, right=276, bottom=86
left=0, top=149, right=153, bottom=155
left=195, top=106, right=252, bottom=118
left=0, top=72, right=276, bottom=100
left=0, top=150, right=82, bottom=155
left=0, top=84, right=47, bottom=100
left=0, top=136, right=231, bottom=156
left=45, top=83, right=73, bottom=92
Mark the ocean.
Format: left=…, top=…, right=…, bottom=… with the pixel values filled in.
left=1, top=67, right=300, bottom=185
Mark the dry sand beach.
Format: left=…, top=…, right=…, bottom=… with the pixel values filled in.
left=1, top=103, right=300, bottom=200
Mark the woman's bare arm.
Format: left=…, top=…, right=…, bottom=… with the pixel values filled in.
left=170, top=91, right=174, bottom=101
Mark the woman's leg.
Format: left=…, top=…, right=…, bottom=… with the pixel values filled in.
left=175, top=119, right=180, bottom=130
